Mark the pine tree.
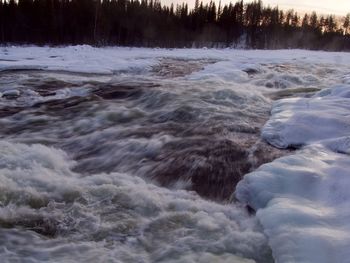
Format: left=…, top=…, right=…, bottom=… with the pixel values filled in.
left=291, top=12, right=299, bottom=27
left=309, top=12, right=318, bottom=29
left=325, top=15, right=336, bottom=33
left=344, top=13, right=350, bottom=35
left=302, top=14, right=309, bottom=28
left=0, top=0, right=349, bottom=50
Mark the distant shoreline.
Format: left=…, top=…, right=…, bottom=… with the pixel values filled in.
left=1, top=0, right=349, bottom=51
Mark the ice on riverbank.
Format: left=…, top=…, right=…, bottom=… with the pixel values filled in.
left=237, top=82, right=350, bottom=262
left=262, top=85, right=350, bottom=149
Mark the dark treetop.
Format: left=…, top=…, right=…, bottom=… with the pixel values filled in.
left=1, top=0, right=350, bottom=50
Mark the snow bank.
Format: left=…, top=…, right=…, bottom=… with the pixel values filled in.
left=1, top=46, right=350, bottom=76
left=237, top=80, right=350, bottom=261
left=236, top=145, right=350, bottom=263
left=262, top=85, right=350, bottom=149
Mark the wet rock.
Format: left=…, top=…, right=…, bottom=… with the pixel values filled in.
left=0, top=106, right=22, bottom=117
left=243, top=67, right=261, bottom=75
left=140, top=135, right=290, bottom=202
left=32, top=79, right=76, bottom=97
left=2, top=89, right=20, bottom=98
left=92, top=83, right=159, bottom=100
left=0, top=217, right=59, bottom=237
left=152, top=58, right=217, bottom=78
left=148, top=138, right=251, bottom=201
left=266, top=87, right=321, bottom=100
left=265, top=82, right=274, bottom=88
left=32, top=95, right=98, bottom=112
left=152, top=105, right=199, bottom=123
left=94, top=85, right=144, bottom=100
left=248, top=140, right=292, bottom=170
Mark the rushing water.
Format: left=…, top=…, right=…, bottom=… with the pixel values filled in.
left=0, top=50, right=346, bottom=262
left=0, top=60, right=285, bottom=201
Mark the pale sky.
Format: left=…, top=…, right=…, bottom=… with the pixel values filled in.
left=163, top=0, right=350, bottom=16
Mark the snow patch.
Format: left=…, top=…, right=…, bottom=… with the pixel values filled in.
left=236, top=145, right=350, bottom=263
left=237, top=78, right=350, bottom=262
left=262, top=85, right=350, bottom=149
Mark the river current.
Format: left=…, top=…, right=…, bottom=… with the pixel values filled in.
left=1, top=47, right=348, bottom=263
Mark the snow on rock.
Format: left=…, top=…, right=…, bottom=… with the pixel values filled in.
left=2, top=89, right=20, bottom=98
left=237, top=80, right=350, bottom=262
left=236, top=145, right=350, bottom=263
left=262, top=85, right=350, bottom=149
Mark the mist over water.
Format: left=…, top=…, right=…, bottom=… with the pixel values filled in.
left=1, top=47, right=350, bottom=262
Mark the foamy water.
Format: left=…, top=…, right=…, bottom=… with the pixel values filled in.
left=1, top=46, right=350, bottom=262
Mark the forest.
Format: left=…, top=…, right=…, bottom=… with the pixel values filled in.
left=1, top=0, right=350, bottom=50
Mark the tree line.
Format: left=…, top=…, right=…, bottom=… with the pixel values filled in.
left=1, top=0, right=350, bottom=50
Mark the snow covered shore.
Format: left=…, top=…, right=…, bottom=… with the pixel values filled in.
left=237, top=69, right=350, bottom=262
left=1, top=45, right=350, bottom=75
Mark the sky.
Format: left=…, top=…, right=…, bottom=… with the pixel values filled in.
left=163, top=0, right=350, bottom=16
